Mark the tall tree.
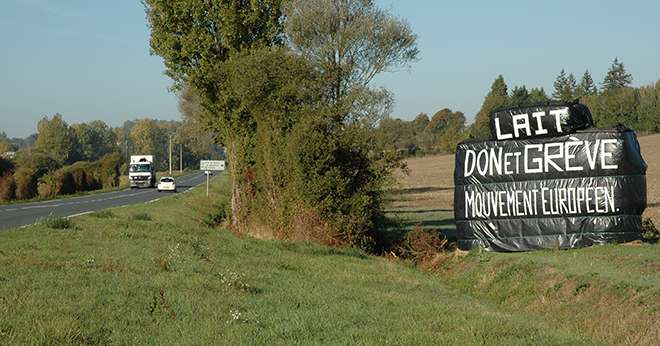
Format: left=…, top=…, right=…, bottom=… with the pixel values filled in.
left=603, top=57, right=633, bottom=92
left=429, top=108, right=465, bottom=135
left=508, top=85, right=530, bottom=106
left=577, top=70, right=598, bottom=97
left=285, top=0, right=418, bottom=115
left=129, top=119, right=167, bottom=169
left=71, top=120, right=117, bottom=161
left=412, top=113, right=430, bottom=132
left=144, top=0, right=286, bottom=226
left=528, top=87, right=550, bottom=103
left=635, top=81, right=660, bottom=132
left=553, top=69, right=577, bottom=101
left=34, top=114, right=78, bottom=164
left=471, top=75, right=508, bottom=139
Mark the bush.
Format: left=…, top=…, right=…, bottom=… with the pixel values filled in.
left=203, top=201, right=229, bottom=228
left=41, top=216, right=73, bottom=229
left=641, top=218, right=659, bottom=243
left=0, top=157, right=14, bottom=177
left=0, top=174, right=16, bottom=201
left=398, top=225, right=452, bottom=269
left=54, top=170, right=76, bottom=195
left=14, top=167, right=39, bottom=200
left=13, top=150, right=60, bottom=200
left=98, top=153, right=123, bottom=188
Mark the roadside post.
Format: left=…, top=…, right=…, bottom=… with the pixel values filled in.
left=199, top=160, right=226, bottom=197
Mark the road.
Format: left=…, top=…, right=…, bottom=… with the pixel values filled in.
left=0, top=171, right=208, bottom=231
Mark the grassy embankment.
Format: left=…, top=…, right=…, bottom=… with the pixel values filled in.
left=1, top=172, right=602, bottom=345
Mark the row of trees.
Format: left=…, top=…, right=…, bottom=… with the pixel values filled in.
left=378, top=57, right=659, bottom=155
left=375, top=108, right=466, bottom=155
left=469, top=58, right=659, bottom=139
left=550, top=59, right=660, bottom=132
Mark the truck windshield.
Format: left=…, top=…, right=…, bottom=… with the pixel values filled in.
left=129, top=164, right=151, bottom=173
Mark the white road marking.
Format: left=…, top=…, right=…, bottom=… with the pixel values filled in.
left=67, top=211, right=93, bottom=218
left=146, top=198, right=161, bottom=204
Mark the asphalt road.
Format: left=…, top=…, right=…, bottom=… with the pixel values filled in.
left=0, top=171, right=209, bottom=231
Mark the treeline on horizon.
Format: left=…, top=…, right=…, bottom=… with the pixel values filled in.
left=381, top=57, right=660, bottom=156
left=0, top=115, right=222, bottom=202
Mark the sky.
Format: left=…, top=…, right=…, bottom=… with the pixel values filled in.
left=1, top=0, right=660, bottom=138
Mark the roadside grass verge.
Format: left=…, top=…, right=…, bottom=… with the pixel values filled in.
left=0, top=174, right=594, bottom=344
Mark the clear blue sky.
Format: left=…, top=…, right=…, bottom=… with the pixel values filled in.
left=2, top=0, right=660, bottom=138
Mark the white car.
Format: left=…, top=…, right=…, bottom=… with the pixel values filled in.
left=157, top=177, right=177, bottom=192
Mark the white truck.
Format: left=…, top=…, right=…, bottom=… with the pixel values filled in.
left=129, top=155, right=156, bottom=188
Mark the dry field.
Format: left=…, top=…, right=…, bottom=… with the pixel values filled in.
left=389, top=132, right=660, bottom=223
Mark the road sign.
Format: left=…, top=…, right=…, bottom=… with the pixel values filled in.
left=200, top=160, right=225, bottom=171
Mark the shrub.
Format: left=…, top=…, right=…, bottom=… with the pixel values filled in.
left=398, top=225, right=452, bottom=269
left=36, top=173, right=56, bottom=198
left=13, top=150, right=60, bottom=200
left=0, top=174, right=16, bottom=201
left=14, top=167, right=39, bottom=200
left=641, top=218, right=659, bottom=243
left=98, top=153, right=122, bottom=188
left=41, top=215, right=73, bottom=229
left=54, top=170, right=76, bottom=195
left=203, top=200, right=229, bottom=228
left=0, top=157, right=14, bottom=177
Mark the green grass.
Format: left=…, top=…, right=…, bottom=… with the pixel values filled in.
left=0, top=173, right=599, bottom=345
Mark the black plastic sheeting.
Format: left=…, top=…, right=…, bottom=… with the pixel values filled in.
left=455, top=130, right=646, bottom=185
left=490, top=102, right=594, bottom=140
left=454, top=128, right=647, bottom=252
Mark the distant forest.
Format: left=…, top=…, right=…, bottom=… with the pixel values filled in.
left=377, top=58, right=660, bottom=155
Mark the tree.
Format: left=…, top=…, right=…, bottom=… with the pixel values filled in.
left=471, top=75, right=508, bottom=139
left=34, top=114, right=78, bottom=165
left=429, top=108, right=465, bottom=134
left=0, top=132, right=12, bottom=154
left=431, top=108, right=466, bottom=153
left=577, top=70, right=598, bottom=97
left=145, top=0, right=287, bottom=227
left=412, top=113, right=430, bottom=132
left=508, top=85, right=530, bottom=106
left=285, top=0, right=418, bottom=114
left=71, top=120, right=117, bottom=161
left=0, top=138, right=13, bottom=154
left=582, top=87, right=639, bottom=128
left=129, top=119, right=167, bottom=170
left=528, top=87, right=550, bottom=104
left=553, top=69, right=577, bottom=101
left=635, top=81, right=660, bottom=132
left=603, top=57, right=633, bottom=92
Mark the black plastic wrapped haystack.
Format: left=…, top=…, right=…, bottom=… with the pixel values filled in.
left=455, top=102, right=647, bottom=251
